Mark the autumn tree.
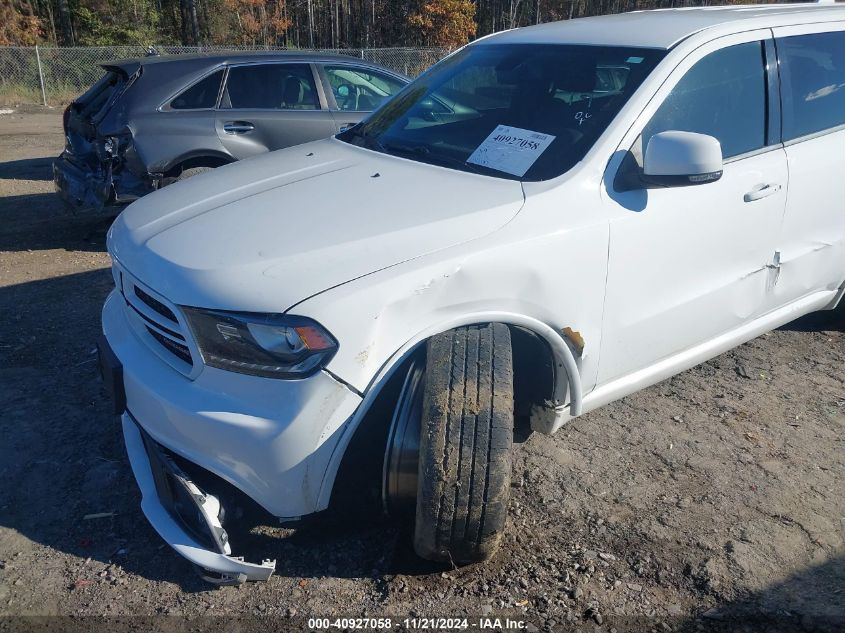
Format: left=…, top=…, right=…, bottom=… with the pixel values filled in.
left=0, top=0, right=778, bottom=48
left=224, top=0, right=291, bottom=45
left=408, top=0, right=476, bottom=48
left=0, top=0, right=42, bottom=45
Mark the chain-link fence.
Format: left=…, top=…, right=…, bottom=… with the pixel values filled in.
left=0, top=45, right=450, bottom=106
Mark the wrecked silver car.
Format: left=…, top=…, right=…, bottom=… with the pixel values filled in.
left=54, top=52, right=408, bottom=211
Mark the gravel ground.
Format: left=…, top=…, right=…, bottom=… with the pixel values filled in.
left=0, top=107, right=843, bottom=633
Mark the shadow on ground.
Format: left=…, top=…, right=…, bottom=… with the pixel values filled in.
left=0, top=157, right=55, bottom=181
left=779, top=307, right=844, bottom=333
left=0, top=192, right=114, bottom=252
left=666, top=555, right=845, bottom=632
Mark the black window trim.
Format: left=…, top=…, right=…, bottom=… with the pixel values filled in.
left=158, top=64, right=227, bottom=112
left=765, top=35, right=783, bottom=147
left=219, top=61, right=327, bottom=111
left=721, top=37, right=784, bottom=165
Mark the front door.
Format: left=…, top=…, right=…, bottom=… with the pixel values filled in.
left=215, top=63, right=337, bottom=159
left=598, top=32, right=788, bottom=386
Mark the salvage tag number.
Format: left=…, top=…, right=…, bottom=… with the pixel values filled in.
left=467, top=124, right=556, bottom=177
left=308, top=618, right=394, bottom=629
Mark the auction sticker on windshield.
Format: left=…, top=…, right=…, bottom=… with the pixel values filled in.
left=467, top=125, right=555, bottom=176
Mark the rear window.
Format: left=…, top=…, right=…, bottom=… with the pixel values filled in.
left=75, top=70, right=129, bottom=122
left=170, top=69, right=224, bottom=110
left=777, top=30, right=845, bottom=140
left=223, top=64, right=319, bottom=110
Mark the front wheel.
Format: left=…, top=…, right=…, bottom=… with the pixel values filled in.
left=413, top=323, right=514, bottom=564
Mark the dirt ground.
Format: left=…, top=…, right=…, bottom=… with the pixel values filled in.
left=0, top=107, right=843, bottom=633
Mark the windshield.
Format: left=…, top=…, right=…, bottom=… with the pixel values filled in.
left=339, top=43, right=665, bottom=181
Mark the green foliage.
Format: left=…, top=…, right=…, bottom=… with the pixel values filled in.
left=72, top=4, right=160, bottom=46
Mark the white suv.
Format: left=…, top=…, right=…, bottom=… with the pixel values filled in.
left=100, top=4, right=845, bottom=583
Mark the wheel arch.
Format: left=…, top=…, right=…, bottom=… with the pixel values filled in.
left=160, top=150, right=234, bottom=177
left=316, top=312, right=583, bottom=512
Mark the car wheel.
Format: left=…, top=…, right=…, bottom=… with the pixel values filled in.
left=385, top=323, right=514, bottom=565
left=177, top=166, right=214, bottom=181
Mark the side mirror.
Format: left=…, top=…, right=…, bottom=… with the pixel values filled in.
left=642, top=131, right=723, bottom=187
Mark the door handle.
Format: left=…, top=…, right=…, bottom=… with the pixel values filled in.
left=223, top=121, right=255, bottom=135
left=743, top=183, right=782, bottom=202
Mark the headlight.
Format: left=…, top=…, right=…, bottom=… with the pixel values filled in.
left=182, top=308, right=338, bottom=379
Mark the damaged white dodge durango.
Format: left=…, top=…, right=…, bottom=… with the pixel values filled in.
left=100, top=4, right=845, bottom=583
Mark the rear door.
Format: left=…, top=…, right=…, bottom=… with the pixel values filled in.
left=318, top=63, right=407, bottom=131
left=215, top=62, right=337, bottom=158
left=766, top=23, right=845, bottom=310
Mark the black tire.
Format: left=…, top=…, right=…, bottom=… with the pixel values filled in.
left=177, top=166, right=214, bottom=181
left=414, top=323, right=514, bottom=564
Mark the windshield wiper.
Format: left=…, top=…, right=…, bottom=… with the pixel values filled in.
left=380, top=141, right=488, bottom=176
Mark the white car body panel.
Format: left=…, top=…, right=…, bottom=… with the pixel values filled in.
left=108, top=138, right=524, bottom=312
left=293, top=159, right=609, bottom=401
left=768, top=21, right=845, bottom=312
left=101, top=4, right=845, bottom=580
left=103, top=290, right=362, bottom=518
left=599, top=28, right=790, bottom=385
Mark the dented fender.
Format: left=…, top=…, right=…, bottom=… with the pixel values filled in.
left=294, top=179, right=611, bottom=509
left=315, top=312, right=582, bottom=511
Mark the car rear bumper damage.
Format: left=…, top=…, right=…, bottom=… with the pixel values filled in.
left=53, top=153, right=112, bottom=210
left=53, top=150, right=151, bottom=211
left=121, top=413, right=276, bottom=584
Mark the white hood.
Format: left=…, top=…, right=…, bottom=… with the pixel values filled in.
left=108, top=138, right=524, bottom=312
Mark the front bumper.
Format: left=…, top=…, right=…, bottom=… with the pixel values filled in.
left=102, top=289, right=363, bottom=578
left=102, top=289, right=362, bottom=518
left=122, top=413, right=276, bottom=583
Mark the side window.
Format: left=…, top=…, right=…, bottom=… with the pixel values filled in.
left=223, top=64, right=319, bottom=110
left=777, top=30, right=845, bottom=140
left=644, top=42, right=767, bottom=159
left=323, top=65, right=405, bottom=111
left=170, top=69, right=223, bottom=110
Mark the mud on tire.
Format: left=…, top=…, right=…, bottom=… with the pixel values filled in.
left=414, top=323, right=514, bottom=564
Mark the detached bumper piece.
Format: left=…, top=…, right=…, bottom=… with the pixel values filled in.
left=122, top=414, right=276, bottom=584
